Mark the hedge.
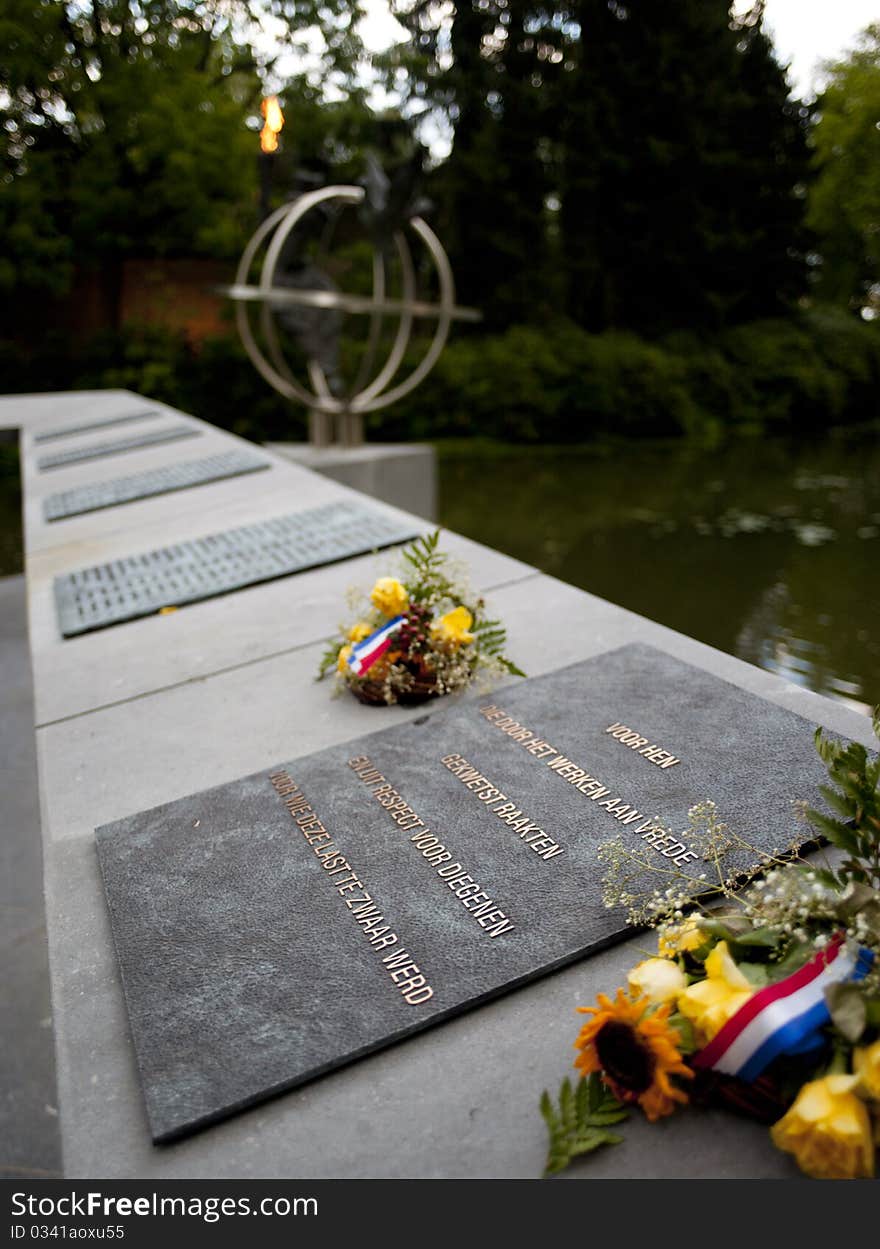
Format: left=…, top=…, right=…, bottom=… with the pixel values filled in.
left=1, top=308, right=877, bottom=445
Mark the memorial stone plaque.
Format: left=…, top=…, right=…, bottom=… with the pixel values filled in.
left=54, top=500, right=421, bottom=636
left=37, top=426, right=199, bottom=470
left=34, top=409, right=160, bottom=444
left=96, top=642, right=847, bottom=1143
left=43, top=450, right=270, bottom=521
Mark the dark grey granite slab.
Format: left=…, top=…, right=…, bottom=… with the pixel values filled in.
left=37, top=427, right=199, bottom=471
left=95, top=642, right=845, bottom=1143
left=54, top=501, right=421, bottom=636
left=43, top=450, right=270, bottom=521
left=34, top=410, right=160, bottom=444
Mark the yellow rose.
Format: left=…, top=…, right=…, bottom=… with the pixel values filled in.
left=348, top=621, right=372, bottom=643
left=854, top=1039, right=880, bottom=1101
left=370, top=578, right=408, bottom=617
left=657, top=916, right=705, bottom=959
left=430, top=606, right=474, bottom=647
left=337, top=644, right=353, bottom=673
left=676, top=941, right=753, bottom=1044
left=771, top=1074, right=874, bottom=1180
left=627, top=958, right=688, bottom=1004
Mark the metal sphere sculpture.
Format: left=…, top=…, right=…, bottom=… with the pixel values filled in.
left=224, top=182, right=478, bottom=446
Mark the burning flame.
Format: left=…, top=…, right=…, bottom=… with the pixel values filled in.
left=260, top=96, right=284, bottom=154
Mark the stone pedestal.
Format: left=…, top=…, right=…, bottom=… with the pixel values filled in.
left=265, top=441, right=437, bottom=522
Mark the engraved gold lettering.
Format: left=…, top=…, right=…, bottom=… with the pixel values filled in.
left=348, top=757, right=516, bottom=938
left=268, top=770, right=434, bottom=1005
left=602, top=723, right=682, bottom=769
left=436, top=862, right=465, bottom=879
left=476, top=714, right=699, bottom=869
left=441, top=752, right=565, bottom=863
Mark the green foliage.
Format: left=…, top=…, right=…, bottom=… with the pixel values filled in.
left=471, top=617, right=527, bottom=679
left=808, top=708, right=880, bottom=889
left=718, top=311, right=880, bottom=431
left=825, top=981, right=867, bottom=1043
left=0, top=0, right=366, bottom=305
left=539, top=1075, right=628, bottom=1176
left=402, top=529, right=456, bottom=605
left=317, top=636, right=343, bottom=682
left=367, top=310, right=880, bottom=443
left=400, top=531, right=525, bottom=675
left=807, top=25, right=880, bottom=315
left=2, top=307, right=878, bottom=446
left=389, top=1, right=811, bottom=334
left=562, top=1, right=811, bottom=333
left=0, top=325, right=304, bottom=444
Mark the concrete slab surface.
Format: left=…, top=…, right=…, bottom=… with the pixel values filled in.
left=3, top=388, right=874, bottom=1181
left=0, top=576, right=61, bottom=1178
left=268, top=441, right=438, bottom=522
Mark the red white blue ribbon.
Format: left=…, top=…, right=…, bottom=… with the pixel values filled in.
left=347, top=615, right=405, bottom=677
left=692, top=934, right=874, bottom=1082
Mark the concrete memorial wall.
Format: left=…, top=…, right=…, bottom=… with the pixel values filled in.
left=2, top=388, right=874, bottom=1179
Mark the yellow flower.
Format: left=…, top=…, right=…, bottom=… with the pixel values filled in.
left=771, top=1074, right=874, bottom=1180
left=337, top=644, right=353, bottom=673
left=657, top=916, right=705, bottom=959
left=676, top=941, right=753, bottom=1044
left=370, top=578, right=408, bottom=617
left=348, top=621, right=372, bottom=643
left=854, top=1040, right=880, bottom=1101
left=627, top=958, right=687, bottom=1005
left=574, top=988, right=693, bottom=1121
left=430, top=605, right=474, bottom=647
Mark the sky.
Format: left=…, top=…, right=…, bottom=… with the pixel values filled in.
left=268, top=1, right=879, bottom=159
left=349, top=0, right=879, bottom=159
left=359, top=0, right=879, bottom=100
left=730, top=0, right=878, bottom=97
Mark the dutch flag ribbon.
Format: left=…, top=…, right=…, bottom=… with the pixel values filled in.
left=347, top=615, right=406, bottom=677
left=692, top=933, right=874, bottom=1082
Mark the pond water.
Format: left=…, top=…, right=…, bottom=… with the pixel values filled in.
left=437, top=429, right=880, bottom=716
left=1, top=430, right=876, bottom=715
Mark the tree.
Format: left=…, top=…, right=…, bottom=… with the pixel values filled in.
left=387, top=0, right=811, bottom=335
left=387, top=1, right=566, bottom=327
left=559, top=0, right=811, bottom=334
left=0, top=2, right=364, bottom=308
left=807, top=25, right=880, bottom=317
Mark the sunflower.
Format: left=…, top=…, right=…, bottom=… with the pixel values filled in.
left=574, top=988, right=693, bottom=1121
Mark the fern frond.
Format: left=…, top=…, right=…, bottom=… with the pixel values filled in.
left=540, top=1075, right=628, bottom=1176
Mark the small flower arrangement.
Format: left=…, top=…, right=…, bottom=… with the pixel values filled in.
left=541, top=709, right=880, bottom=1179
left=317, top=530, right=524, bottom=705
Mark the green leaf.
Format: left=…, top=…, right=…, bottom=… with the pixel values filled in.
left=540, top=1075, right=628, bottom=1177
left=835, top=883, right=879, bottom=920
left=798, top=866, right=841, bottom=891
left=736, top=961, right=772, bottom=988
left=700, top=916, right=751, bottom=940
left=824, top=982, right=867, bottom=1043
left=665, top=1013, right=697, bottom=1054
left=730, top=925, right=781, bottom=948
left=814, top=728, right=838, bottom=766
left=805, top=810, right=861, bottom=855
left=772, top=940, right=817, bottom=978
left=316, top=639, right=343, bottom=681
left=818, top=783, right=860, bottom=820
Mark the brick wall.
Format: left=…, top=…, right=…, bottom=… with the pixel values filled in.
left=119, top=258, right=232, bottom=340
